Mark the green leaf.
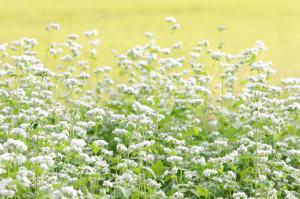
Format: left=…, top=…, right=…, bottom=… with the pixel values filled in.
left=222, top=127, right=240, bottom=141
left=115, top=186, right=131, bottom=199
left=151, top=160, right=164, bottom=177
left=240, top=168, right=252, bottom=180
left=195, top=185, right=209, bottom=197
left=239, top=153, right=252, bottom=160
left=143, top=65, right=154, bottom=71
left=130, top=190, right=143, bottom=199
left=231, top=165, right=238, bottom=172
left=21, top=192, right=36, bottom=199
left=171, top=107, right=187, bottom=119
left=232, top=98, right=244, bottom=108
left=142, top=166, right=157, bottom=179
left=183, top=127, right=200, bottom=138
left=154, top=95, right=160, bottom=106
left=189, top=189, right=200, bottom=197
left=91, top=145, right=100, bottom=154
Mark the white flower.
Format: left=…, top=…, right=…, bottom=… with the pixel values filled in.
left=172, top=192, right=184, bottom=199
left=172, top=24, right=180, bottom=30
left=146, top=179, right=161, bottom=189
left=103, top=180, right=113, bottom=188
left=46, top=23, right=60, bottom=31
left=117, top=144, right=128, bottom=153
left=68, top=139, right=86, bottom=153
left=3, top=139, right=27, bottom=153
left=88, top=39, right=100, bottom=46
left=112, top=128, right=128, bottom=136
left=61, top=186, right=81, bottom=198
left=233, top=192, right=248, bottom=199
left=167, top=156, right=183, bottom=164
left=10, top=128, right=27, bottom=137
left=90, top=48, right=97, bottom=57
left=0, top=178, right=16, bottom=198
left=145, top=32, right=153, bottom=38
left=165, top=16, right=177, bottom=23
left=16, top=167, right=32, bottom=188
left=203, top=169, right=218, bottom=177
left=93, top=140, right=108, bottom=147
left=83, top=29, right=98, bottom=37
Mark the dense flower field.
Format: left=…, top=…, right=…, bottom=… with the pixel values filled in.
left=0, top=18, right=299, bottom=198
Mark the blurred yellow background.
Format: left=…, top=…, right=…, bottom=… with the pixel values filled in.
left=0, top=0, right=299, bottom=80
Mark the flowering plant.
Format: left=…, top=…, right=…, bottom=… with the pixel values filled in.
left=0, top=18, right=299, bottom=199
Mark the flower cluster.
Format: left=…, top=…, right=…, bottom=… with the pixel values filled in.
left=0, top=19, right=299, bottom=198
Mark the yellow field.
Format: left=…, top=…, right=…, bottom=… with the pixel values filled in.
left=0, top=0, right=299, bottom=80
